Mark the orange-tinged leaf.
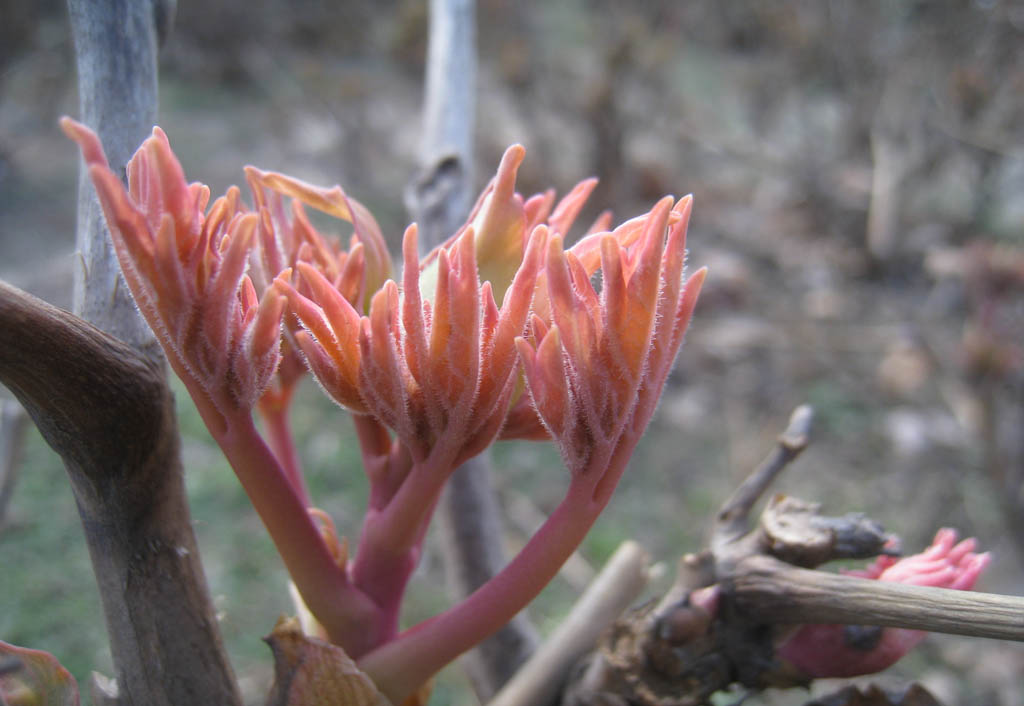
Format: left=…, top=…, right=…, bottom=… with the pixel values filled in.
left=0, top=641, right=80, bottom=706
left=517, top=327, right=569, bottom=439
left=337, top=242, right=366, bottom=310
left=570, top=212, right=648, bottom=274
left=264, top=617, right=391, bottom=706
left=399, top=226, right=432, bottom=396
left=154, top=212, right=189, bottom=317
left=545, top=235, right=588, bottom=367
left=585, top=209, right=614, bottom=235
left=88, top=165, right=157, bottom=273
left=246, top=168, right=391, bottom=292
left=147, top=126, right=195, bottom=231
left=206, top=213, right=258, bottom=358
left=548, top=177, right=597, bottom=237
left=523, top=189, right=555, bottom=230
left=472, top=145, right=527, bottom=304
left=295, top=263, right=362, bottom=356
left=249, top=289, right=286, bottom=367
left=58, top=117, right=104, bottom=167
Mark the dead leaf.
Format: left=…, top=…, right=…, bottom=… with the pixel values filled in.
left=264, top=617, right=392, bottom=706
left=0, top=641, right=80, bottom=706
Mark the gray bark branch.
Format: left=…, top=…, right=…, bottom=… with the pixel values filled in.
left=0, top=2, right=247, bottom=704
left=0, top=400, right=29, bottom=529
left=67, top=0, right=162, bottom=355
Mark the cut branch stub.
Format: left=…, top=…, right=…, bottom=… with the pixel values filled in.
left=713, top=404, right=814, bottom=549
left=759, top=495, right=894, bottom=568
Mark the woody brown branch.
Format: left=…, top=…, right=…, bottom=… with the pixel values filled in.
left=0, top=280, right=241, bottom=706
left=729, top=554, right=1024, bottom=642
left=713, top=404, right=813, bottom=549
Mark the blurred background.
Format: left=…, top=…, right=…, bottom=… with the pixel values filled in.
left=1, top=1, right=1022, bottom=704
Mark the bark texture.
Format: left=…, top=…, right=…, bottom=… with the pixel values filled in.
left=0, top=282, right=241, bottom=705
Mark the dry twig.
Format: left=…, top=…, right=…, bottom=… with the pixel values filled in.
left=488, top=542, right=651, bottom=706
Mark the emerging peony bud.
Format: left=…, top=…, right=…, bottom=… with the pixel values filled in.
left=776, top=528, right=990, bottom=680
left=61, top=118, right=285, bottom=420
left=516, top=195, right=705, bottom=497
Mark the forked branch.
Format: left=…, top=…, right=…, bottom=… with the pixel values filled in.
left=0, top=280, right=241, bottom=706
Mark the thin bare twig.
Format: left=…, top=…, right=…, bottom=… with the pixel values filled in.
left=0, top=2, right=246, bottom=703
left=713, top=404, right=813, bottom=549
left=436, top=456, right=541, bottom=698
left=419, top=0, right=475, bottom=226
left=67, top=0, right=163, bottom=356
left=487, top=542, right=651, bottom=706
left=410, top=0, right=541, bottom=699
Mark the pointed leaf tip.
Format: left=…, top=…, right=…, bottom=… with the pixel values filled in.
left=60, top=117, right=108, bottom=170
left=495, top=145, right=526, bottom=196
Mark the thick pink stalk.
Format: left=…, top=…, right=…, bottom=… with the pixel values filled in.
left=357, top=454, right=629, bottom=704
left=347, top=445, right=455, bottom=650
left=257, top=399, right=310, bottom=506
left=206, top=408, right=380, bottom=654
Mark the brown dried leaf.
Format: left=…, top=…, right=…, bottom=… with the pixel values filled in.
left=264, top=617, right=392, bottom=706
left=0, top=641, right=80, bottom=706
left=760, top=495, right=892, bottom=568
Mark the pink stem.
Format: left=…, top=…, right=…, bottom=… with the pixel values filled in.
left=357, top=475, right=608, bottom=704
left=257, top=399, right=311, bottom=506
left=351, top=413, right=407, bottom=510
left=203, top=404, right=381, bottom=654
left=347, top=447, right=451, bottom=651
left=159, top=335, right=384, bottom=652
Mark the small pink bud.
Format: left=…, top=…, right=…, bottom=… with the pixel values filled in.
left=777, top=529, right=991, bottom=680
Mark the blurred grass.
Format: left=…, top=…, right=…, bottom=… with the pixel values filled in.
left=0, top=422, right=113, bottom=684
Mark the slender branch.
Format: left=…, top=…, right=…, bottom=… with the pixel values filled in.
left=348, top=451, right=453, bottom=649
left=211, top=414, right=381, bottom=656
left=257, top=401, right=310, bottom=506
left=713, top=404, right=813, bottom=549
left=67, top=0, right=163, bottom=356
left=437, top=457, right=540, bottom=697
left=487, top=542, right=650, bottom=706
left=0, top=280, right=241, bottom=706
left=730, top=554, right=1024, bottom=642
left=416, top=0, right=476, bottom=248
